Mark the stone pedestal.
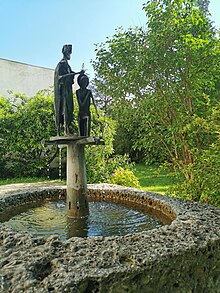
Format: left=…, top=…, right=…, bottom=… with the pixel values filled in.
left=47, top=136, right=103, bottom=218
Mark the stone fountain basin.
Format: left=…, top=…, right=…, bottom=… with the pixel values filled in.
left=0, top=182, right=219, bottom=292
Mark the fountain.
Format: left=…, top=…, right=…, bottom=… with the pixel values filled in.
left=53, top=44, right=106, bottom=220
left=0, top=183, right=219, bottom=292
left=0, top=197, right=166, bottom=240
left=0, top=45, right=219, bottom=292
left=47, top=135, right=102, bottom=218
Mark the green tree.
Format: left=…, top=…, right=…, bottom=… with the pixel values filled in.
left=93, top=0, right=220, bottom=203
left=142, top=0, right=219, bottom=174
left=93, top=27, right=154, bottom=160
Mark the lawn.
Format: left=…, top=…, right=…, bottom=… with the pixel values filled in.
left=0, top=164, right=175, bottom=196
left=0, top=177, right=53, bottom=185
left=134, top=163, right=176, bottom=195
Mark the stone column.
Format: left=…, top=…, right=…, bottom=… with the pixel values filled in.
left=66, top=142, right=89, bottom=218
left=47, top=136, right=103, bottom=219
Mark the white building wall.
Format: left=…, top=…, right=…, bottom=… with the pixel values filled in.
left=0, top=58, right=54, bottom=97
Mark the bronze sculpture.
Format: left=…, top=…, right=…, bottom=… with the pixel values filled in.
left=54, top=44, right=83, bottom=136
left=76, top=73, right=98, bottom=136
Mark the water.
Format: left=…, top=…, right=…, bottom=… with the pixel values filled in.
left=1, top=200, right=164, bottom=240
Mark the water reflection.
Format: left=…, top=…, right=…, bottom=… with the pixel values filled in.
left=0, top=200, right=165, bottom=240
left=67, top=216, right=88, bottom=238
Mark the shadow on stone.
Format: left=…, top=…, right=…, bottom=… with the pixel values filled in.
left=84, top=278, right=100, bottom=293
left=31, top=259, right=52, bottom=281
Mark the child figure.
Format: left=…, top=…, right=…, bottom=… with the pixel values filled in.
left=76, top=74, right=98, bottom=136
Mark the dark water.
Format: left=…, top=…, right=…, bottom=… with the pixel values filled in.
left=1, top=200, right=164, bottom=240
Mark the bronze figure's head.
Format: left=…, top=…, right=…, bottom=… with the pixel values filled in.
left=62, top=44, right=72, bottom=60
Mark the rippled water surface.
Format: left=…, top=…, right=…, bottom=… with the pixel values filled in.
left=2, top=200, right=164, bottom=240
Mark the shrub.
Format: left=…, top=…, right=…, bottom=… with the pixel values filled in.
left=168, top=144, right=220, bottom=207
left=108, top=167, right=140, bottom=188
left=0, top=91, right=57, bottom=178
left=168, top=102, right=220, bottom=208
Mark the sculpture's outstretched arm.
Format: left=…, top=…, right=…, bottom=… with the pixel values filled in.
left=91, top=92, right=99, bottom=117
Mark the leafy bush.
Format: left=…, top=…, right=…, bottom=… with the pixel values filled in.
left=104, top=154, right=134, bottom=178
left=0, top=90, right=137, bottom=182
left=86, top=150, right=134, bottom=183
left=168, top=144, right=220, bottom=207
left=108, top=167, right=140, bottom=188
left=85, top=111, right=116, bottom=183
left=0, top=90, right=57, bottom=178
left=168, top=102, right=220, bottom=207
left=84, top=108, right=136, bottom=184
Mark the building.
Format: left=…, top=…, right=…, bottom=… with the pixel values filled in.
left=0, top=58, right=54, bottom=97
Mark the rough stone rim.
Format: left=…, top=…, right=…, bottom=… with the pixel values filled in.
left=0, top=183, right=176, bottom=234
left=0, top=182, right=219, bottom=241
left=0, top=183, right=219, bottom=292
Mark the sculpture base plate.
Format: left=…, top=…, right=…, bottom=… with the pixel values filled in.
left=46, top=135, right=104, bottom=146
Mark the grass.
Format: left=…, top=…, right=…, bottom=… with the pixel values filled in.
left=134, top=163, right=176, bottom=195
left=0, top=177, right=57, bottom=185
left=1, top=165, right=218, bottom=208
left=0, top=164, right=175, bottom=196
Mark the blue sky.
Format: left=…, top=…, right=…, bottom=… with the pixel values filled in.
left=0, top=0, right=219, bottom=78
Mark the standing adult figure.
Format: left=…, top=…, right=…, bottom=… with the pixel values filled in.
left=76, top=73, right=98, bottom=136
left=54, top=44, right=83, bottom=135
